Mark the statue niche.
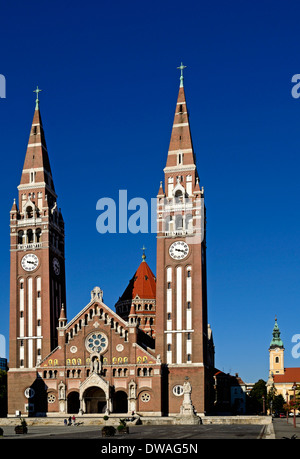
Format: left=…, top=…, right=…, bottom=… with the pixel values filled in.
left=90, top=353, right=103, bottom=375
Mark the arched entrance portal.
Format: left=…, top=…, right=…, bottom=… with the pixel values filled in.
left=84, top=387, right=107, bottom=413
left=67, top=391, right=80, bottom=414
left=113, top=390, right=128, bottom=413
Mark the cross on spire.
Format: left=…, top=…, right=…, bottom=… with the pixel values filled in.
left=141, top=245, right=146, bottom=261
left=33, top=86, right=42, bottom=110
left=177, top=62, right=187, bottom=87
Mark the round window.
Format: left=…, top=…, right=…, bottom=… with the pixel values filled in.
left=47, top=393, right=56, bottom=404
left=85, top=332, right=108, bottom=354
left=24, top=387, right=35, bottom=399
left=140, top=393, right=151, bottom=403
left=173, top=385, right=184, bottom=396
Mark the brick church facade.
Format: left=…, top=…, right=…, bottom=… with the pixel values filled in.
left=7, top=69, right=216, bottom=418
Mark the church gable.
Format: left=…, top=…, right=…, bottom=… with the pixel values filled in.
left=39, top=287, right=130, bottom=371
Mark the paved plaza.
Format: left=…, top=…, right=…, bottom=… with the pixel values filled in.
left=1, top=418, right=300, bottom=443
left=0, top=423, right=265, bottom=440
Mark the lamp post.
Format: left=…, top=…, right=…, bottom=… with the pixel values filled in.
left=292, top=382, right=297, bottom=428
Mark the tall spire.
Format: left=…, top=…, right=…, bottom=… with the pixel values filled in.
left=164, top=63, right=197, bottom=179
left=18, top=87, right=56, bottom=197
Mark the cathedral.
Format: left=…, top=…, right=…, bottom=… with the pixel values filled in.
left=7, top=68, right=216, bottom=418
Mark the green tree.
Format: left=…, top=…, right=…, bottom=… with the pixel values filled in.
left=267, top=385, right=285, bottom=414
left=248, top=379, right=267, bottom=414
left=272, top=394, right=285, bottom=414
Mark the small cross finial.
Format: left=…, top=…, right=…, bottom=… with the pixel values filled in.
left=141, top=245, right=146, bottom=261
left=177, top=62, right=187, bottom=87
left=33, top=86, right=42, bottom=110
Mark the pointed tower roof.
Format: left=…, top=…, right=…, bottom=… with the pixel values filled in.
left=270, top=317, right=284, bottom=349
left=10, top=198, right=18, bottom=213
left=118, top=251, right=156, bottom=302
left=18, top=87, right=56, bottom=196
left=157, top=181, right=165, bottom=197
left=164, top=64, right=196, bottom=170
left=194, top=176, right=201, bottom=195
left=59, top=303, right=67, bottom=321
left=129, top=303, right=137, bottom=317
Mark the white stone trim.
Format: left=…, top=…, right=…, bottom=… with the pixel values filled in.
left=164, top=329, right=194, bottom=334
left=164, top=165, right=196, bottom=173
left=168, top=148, right=193, bottom=155
left=172, top=123, right=189, bottom=127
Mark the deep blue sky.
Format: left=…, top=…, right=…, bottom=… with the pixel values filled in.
left=1, top=0, right=300, bottom=383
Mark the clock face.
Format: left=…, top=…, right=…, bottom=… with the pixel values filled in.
left=53, top=257, right=60, bottom=275
left=21, top=253, right=39, bottom=272
left=169, top=241, right=189, bottom=260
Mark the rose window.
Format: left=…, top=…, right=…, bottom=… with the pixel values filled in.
left=48, top=394, right=56, bottom=404
left=85, top=332, right=108, bottom=354
left=140, top=393, right=151, bottom=403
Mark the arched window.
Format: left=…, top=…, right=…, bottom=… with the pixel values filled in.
left=185, top=214, right=193, bottom=231
left=18, top=230, right=24, bottom=245
left=175, top=215, right=183, bottom=230
left=26, top=206, right=33, bottom=219
left=27, top=229, right=33, bottom=244
left=36, top=228, right=42, bottom=243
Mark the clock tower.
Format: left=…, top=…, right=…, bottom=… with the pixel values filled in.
left=8, top=89, right=66, bottom=372
left=155, top=65, right=212, bottom=415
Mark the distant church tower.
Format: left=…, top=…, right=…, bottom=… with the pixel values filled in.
left=269, top=317, right=284, bottom=376
left=8, top=89, right=66, bottom=373
left=155, top=64, right=212, bottom=415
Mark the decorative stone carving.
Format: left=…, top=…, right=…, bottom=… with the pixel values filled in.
left=91, top=286, right=103, bottom=302
left=58, top=381, right=66, bottom=400
left=179, top=378, right=199, bottom=422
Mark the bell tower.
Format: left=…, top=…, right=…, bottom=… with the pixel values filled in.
left=269, top=317, right=285, bottom=376
left=9, top=88, right=66, bottom=371
left=155, top=65, right=211, bottom=415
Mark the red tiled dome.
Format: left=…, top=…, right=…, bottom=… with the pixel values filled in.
left=119, top=260, right=156, bottom=301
